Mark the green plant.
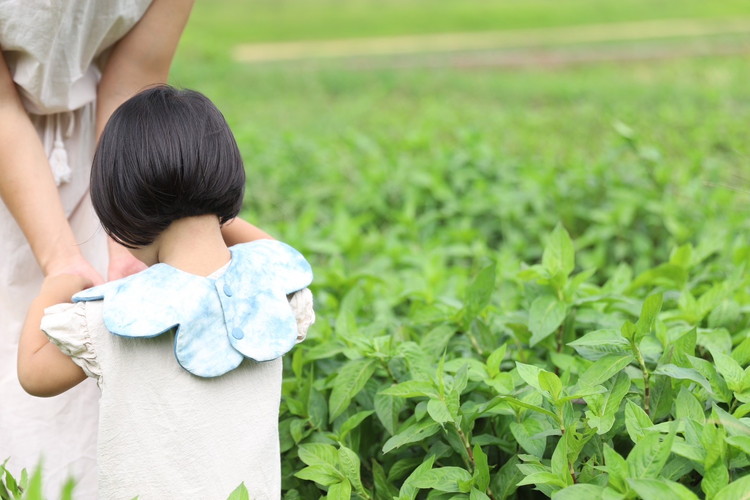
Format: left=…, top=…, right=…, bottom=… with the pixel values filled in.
left=0, top=461, right=74, bottom=500
left=281, top=225, right=750, bottom=499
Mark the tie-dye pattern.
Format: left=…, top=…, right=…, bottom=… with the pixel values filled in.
left=73, top=240, right=313, bottom=377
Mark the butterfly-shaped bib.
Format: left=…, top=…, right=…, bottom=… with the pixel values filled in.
left=74, top=240, right=313, bottom=377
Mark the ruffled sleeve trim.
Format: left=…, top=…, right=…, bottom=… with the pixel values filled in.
left=289, top=288, right=315, bottom=342
left=41, top=302, right=102, bottom=384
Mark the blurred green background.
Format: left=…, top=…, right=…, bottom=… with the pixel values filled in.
left=170, top=0, right=750, bottom=275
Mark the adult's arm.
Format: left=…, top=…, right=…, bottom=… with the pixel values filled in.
left=221, top=217, right=273, bottom=246
left=95, top=0, right=195, bottom=279
left=95, top=0, right=195, bottom=137
left=0, top=52, right=103, bottom=284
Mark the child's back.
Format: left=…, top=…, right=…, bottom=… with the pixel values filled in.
left=51, top=300, right=282, bottom=497
left=18, top=86, right=314, bottom=500
left=42, top=242, right=313, bottom=499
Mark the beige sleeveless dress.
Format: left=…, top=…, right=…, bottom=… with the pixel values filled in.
left=0, top=2, right=151, bottom=498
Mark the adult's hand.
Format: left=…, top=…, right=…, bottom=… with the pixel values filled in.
left=44, top=252, right=104, bottom=287
left=107, top=239, right=147, bottom=281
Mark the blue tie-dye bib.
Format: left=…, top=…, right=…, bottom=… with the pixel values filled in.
left=73, top=240, right=313, bottom=378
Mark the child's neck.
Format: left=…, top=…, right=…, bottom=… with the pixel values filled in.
left=154, top=215, right=231, bottom=277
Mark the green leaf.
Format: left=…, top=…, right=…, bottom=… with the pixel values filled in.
left=2, top=465, right=18, bottom=497
left=338, top=410, right=374, bottom=441
left=542, top=223, right=575, bottom=277
left=550, top=435, right=572, bottom=486
left=382, top=420, right=441, bottom=454
left=492, top=455, right=523, bottom=500
left=621, top=320, right=637, bottom=342
left=226, top=482, right=250, bottom=500
left=329, top=358, right=378, bottom=422
left=713, top=352, right=746, bottom=393
left=470, top=488, right=492, bottom=500
left=627, top=264, right=687, bottom=293
left=420, top=324, right=456, bottom=356
left=539, top=371, right=563, bottom=401
left=372, top=460, right=398, bottom=500
left=701, top=416, right=729, bottom=498
left=338, top=446, right=365, bottom=495
left=713, top=475, right=750, bottom=500
left=635, top=293, right=663, bottom=341
left=709, top=300, right=741, bottom=329
left=603, top=443, right=628, bottom=493
left=649, top=374, right=675, bottom=421
left=427, top=398, right=453, bottom=424
left=653, top=364, right=714, bottom=397
left=379, top=380, right=439, bottom=399
left=528, top=295, right=567, bottom=346
left=732, top=337, right=750, bottom=366
left=567, top=329, right=629, bottom=360
left=688, top=355, right=733, bottom=403
left=472, top=445, right=491, bottom=492
left=0, top=481, right=10, bottom=500
left=295, top=465, right=343, bottom=487
left=451, top=362, right=470, bottom=396
left=515, top=362, right=545, bottom=393
left=486, top=344, right=507, bottom=379
left=464, top=262, right=496, bottom=321
left=585, top=371, right=630, bottom=434
left=487, top=395, right=559, bottom=422
left=308, top=386, right=328, bottom=429
left=726, top=435, right=750, bottom=455
left=398, top=456, right=436, bottom=500
left=578, top=353, right=634, bottom=387
left=669, top=244, right=693, bottom=268
left=60, top=478, right=76, bottom=500
left=485, top=372, right=515, bottom=395
left=327, top=479, right=352, bottom=500
left=675, top=387, right=706, bottom=424
left=23, top=466, right=42, bottom=500
left=659, top=327, right=696, bottom=367
left=290, top=417, right=308, bottom=444
left=298, top=443, right=339, bottom=467
left=411, top=467, right=473, bottom=493
left=712, top=405, right=750, bottom=437
left=374, top=392, right=404, bottom=436
left=516, top=471, right=567, bottom=488
left=509, top=418, right=547, bottom=458
left=335, top=286, right=362, bottom=336
left=624, top=401, right=654, bottom=442
left=627, top=478, right=699, bottom=500
left=626, top=427, right=676, bottom=478
left=551, top=484, right=606, bottom=499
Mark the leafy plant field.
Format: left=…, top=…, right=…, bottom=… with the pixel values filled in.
left=180, top=2, right=750, bottom=498
left=170, top=49, right=750, bottom=499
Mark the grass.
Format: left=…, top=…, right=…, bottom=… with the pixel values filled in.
left=170, top=55, right=750, bottom=273
left=178, top=0, right=750, bottom=60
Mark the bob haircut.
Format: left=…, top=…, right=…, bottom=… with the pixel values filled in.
left=91, top=85, right=245, bottom=248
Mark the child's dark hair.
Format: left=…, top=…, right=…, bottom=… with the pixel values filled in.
left=91, top=85, right=245, bottom=248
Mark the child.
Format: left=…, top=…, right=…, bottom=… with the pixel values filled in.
left=17, top=85, right=314, bottom=499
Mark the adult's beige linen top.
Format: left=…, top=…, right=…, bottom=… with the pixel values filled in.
left=0, top=2, right=151, bottom=499
left=2, top=0, right=152, bottom=114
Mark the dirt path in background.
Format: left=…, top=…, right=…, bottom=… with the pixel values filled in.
left=232, top=17, right=750, bottom=67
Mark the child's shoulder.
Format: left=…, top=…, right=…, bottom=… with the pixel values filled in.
left=229, top=239, right=312, bottom=288
left=70, top=239, right=313, bottom=377
left=73, top=239, right=311, bottom=303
